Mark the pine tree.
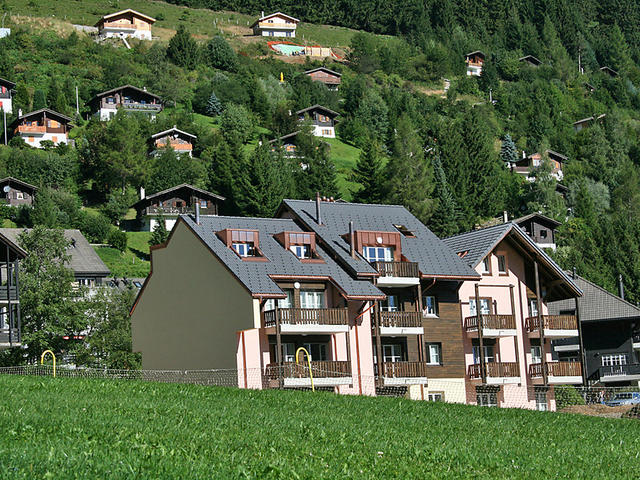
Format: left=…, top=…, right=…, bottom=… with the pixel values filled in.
left=526, top=156, right=565, bottom=219
left=47, top=78, right=68, bottom=114
left=500, top=134, right=518, bottom=166
left=294, top=129, right=339, bottom=200
left=149, top=217, right=169, bottom=246
left=206, top=92, right=223, bottom=117
left=429, top=152, right=459, bottom=237
left=33, top=89, right=47, bottom=110
left=167, top=25, right=200, bottom=69
left=206, top=36, right=238, bottom=72
left=385, top=115, right=434, bottom=223
left=352, top=140, right=385, bottom=204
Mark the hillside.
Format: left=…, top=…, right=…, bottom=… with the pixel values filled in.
left=1, top=375, right=639, bottom=478
left=0, top=0, right=638, bottom=301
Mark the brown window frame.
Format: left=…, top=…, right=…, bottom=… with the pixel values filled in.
left=217, top=228, right=268, bottom=262
left=496, top=252, right=508, bottom=276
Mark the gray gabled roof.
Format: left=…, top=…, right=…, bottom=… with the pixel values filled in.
left=443, top=223, right=581, bottom=300
left=132, top=184, right=225, bottom=209
left=296, top=105, right=339, bottom=117
left=303, top=67, right=342, bottom=77
left=150, top=126, right=196, bottom=141
left=16, top=108, right=73, bottom=123
left=92, top=84, right=162, bottom=102
left=512, top=213, right=561, bottom=228
left=180, top=215, right=384, bottom=300
left=548, top=273, right=640, bottom=322
left=0, top=177, right=37, bottom=193
left=280, top=200, right=480, bottom=280
left=0, top=228, right=110, bottom=276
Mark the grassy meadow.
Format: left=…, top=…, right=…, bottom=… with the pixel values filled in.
left=95, top=231, right=151, bottom=278
left=0, top=375, right=639, bottom=479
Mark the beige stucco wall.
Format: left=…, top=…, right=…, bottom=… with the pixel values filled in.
left=131, top=220, right=254, bottom=370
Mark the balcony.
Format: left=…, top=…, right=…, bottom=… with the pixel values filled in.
left=632, top=333, right=640, bottom=350
left=264, top=307, right=349, bottom=334
left=464, top=314, right=517, bottom=337
left=468, top=362, right=520, bottom=384
left=378, top=311, right=423, bottom=335
left=373, top=261, right=420, bottom=287
left=122, top=103, right=162, bottom=112
left=529, top=361, right=582, bottom=384
left=102, top=22, right=138, bottom=30
left=266, top=361, right=351, bottom=387
left=156, top=141, right=192, bottom=151
left=144, top=206, right=194, bottom=216
left=526, top=315, right=578, bottom=338
left=381, top=361, right=428, bottom=385
left=17, top=125, right=46, bottom=135
left=0, top=328, right=20, bottom=348
left=599, top=364, right=640, bottom=383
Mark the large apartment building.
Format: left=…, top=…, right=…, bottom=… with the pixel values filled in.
left=444, top=223, right=582, bottom=409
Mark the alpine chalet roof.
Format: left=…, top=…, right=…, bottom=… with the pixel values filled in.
left=512, top=213, right=561, bottom=228
left=0, top=177, right=37, bottom=193
left=0, top=77, right=15, bottom=89
left=92, top=84, right=162, bottom=102
left=296, top=105, right=339, bottom=117
left=180, top=215, right=384, bottom=300
left=0, top=228, right=110, bottom=276
left=280, top=200, right=480, bottom=280
left=443, top=223, right=581, bottom=300
left=95, top=9, right=156, bottom=26
left=16, top=108, right=72, bottom=123
left=251, top=12, right=300, bottom=27
left=548, top=273, right=640, bottom=322
left=304, top=67, right=342, bottom=77
left=151, top=127, right=196, bottom=140
left=132, top=184, right=225, bottom=209
left=519, top=55, right=542, bottom=66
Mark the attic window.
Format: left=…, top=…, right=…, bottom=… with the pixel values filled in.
left=216, top=229, right=267, bottom=261
left=393, top=224, right=415, bottom=237
left=457, top=250, right=469, bottom=258
left=274, top=231, right=323, bottom=262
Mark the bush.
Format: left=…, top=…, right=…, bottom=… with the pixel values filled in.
left=77, top=211, right=111, bottom=244
left=555, top=386, right=586, bottom=410
left=107, top=228, right=127, bottom=252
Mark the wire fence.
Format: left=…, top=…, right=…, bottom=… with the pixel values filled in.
left=1, top=364, right=639, bottom=419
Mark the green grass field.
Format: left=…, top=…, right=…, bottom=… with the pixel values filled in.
left=325, top=137, right=361, bottom=201
left=95, top=231, right=151, bottom=278
left=0, top=375, right=638, bottom=478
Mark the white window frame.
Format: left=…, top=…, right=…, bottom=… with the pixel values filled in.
left=363, top=246, right=394, bottom=263
left=232, top=242, right=255, bottom=257
left=469, top=298, right=491, bottom=316
left=473, top=345, right=495, bottom=364
left=302, top=342, right=327, bottom=361
left=282, top=343, right=295, bottom=362
left=427, top=393, right=443, bottom=402
left=383, top=344, right=403, bottom=363
left=529, top=298, right=539, bottom=318
left=300, top=290, right=325, bottom=309
left=497, top=254, right=507, bottom=274
left=426, top=343, right=442, bottom=365
left=602, top=354, right=627, bottom=366
left=380, top=295, right=399, bottom=312
left=16, top=192, right=23, bottom=200
left=423, top=295, right=438, bottom=317
left=535, top=392, right=548, bottom=411
left=480, top=256, right=491, bottom=274
left=290, top=244, right=311, bottom=259
left=531, top=345, right=542, bottom=364
left=477, top=392, right=497, bottom=407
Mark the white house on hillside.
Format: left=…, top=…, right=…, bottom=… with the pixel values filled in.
left=251, top=12, right=299, bottom=38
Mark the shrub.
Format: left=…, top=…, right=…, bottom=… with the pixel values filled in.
left=555, top=386, right=586, bottom=409
left=107, top=228, right=127, bottom=253
left=77, top=211, right=111, bottom=244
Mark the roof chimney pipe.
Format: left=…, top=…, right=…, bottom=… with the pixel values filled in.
left=572, top=267, right=577, bottom=279
left=503, top=211, right=508, bottom=223
left=315, top=192, right=322, bottom=225
left=195, top=201, right=200, bottom=225
left=618, top=273, right=625, bottom=300
left=349, top=221, right=355, bottom=258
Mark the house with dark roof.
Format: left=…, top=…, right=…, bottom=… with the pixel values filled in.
left=95, top=9, right=155, bottom=41
left=132, top=184, right=224, bottom=232
left=465, top=51, right=485, bottom=76
left=11, top=108, right=73, bottom=148
left=150, top=126, right=196, bottom=157
left=443, top=223, right=582, bottom=410
left=573, top=114, right=606, bottom=132
left=90, top=85, right=163, bottom=121
left=251, top=12, right=299, bottom=38
left=519, top=55, right=542, bottom=67
left=304, top=67, right=341, bottom=90
left=510, top=149, right=567, bottom=181
left=278, top=198, right=480, bottom=401
left=599, top=66, right=618, bottom=78
left=0, top=177, right=37, bottom=208
left=512, top=213, right=560, bottom=250
left=296, top=105, right=339, bottom=138
left=0, top=77, right=15, bottom=114
left=0, top=228, right=110, bottom=288
left=0, top=230, right=25, bottom=349
left=268, top=131, right=301, bottom=157
left=549, top=273, right=640, bottom=386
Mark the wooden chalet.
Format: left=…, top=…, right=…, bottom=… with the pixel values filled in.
left=0, top=177, right=36, bottom=207
left=150, top=126, right=196, bottom=157
left=511, top=150, right=566, bottom=181
left=251, top=12, right=299, bottom=38
left=465, top=51, right=485, bottom=76
left=296, top=105, right=339, bottom=138
left=95, top=9, right=155, bottom=41
left=304, top=68, right=342, bottom=90
left=0, top=77, right=15, bottom=114
left=519, top=55, right=542, bottom=67
left=11, top=108, right=73, bottom=149
left=91, top=85, right=163, bottom=121
left=599, top=66, right=618, bottom=78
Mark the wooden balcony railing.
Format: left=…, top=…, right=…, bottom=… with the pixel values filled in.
left=17, top=125, right=46, bottom=134
left=264, top=307, right=349, bottom=328
left=156, top=141, right=192, bottom=151
left=372, top=261, right=419, bottom=278
left=266, top=361, right=351, bottom=378
left=122, top=103, right=162, bottom=111
left=464, top=314, right=516, bottom=331
left=526, top=315, right=578, bottom=332
left=599, top=364, right=640, bottom=378
left=102, top=22, right=138, bottom=29
left=145, top=206, right=194, bottom=216
left=379, top=311, right=422, bottom=328
left=382, top=361, right=428, bottom=378
left=468, top=362, right=520, bottom=379
left=529, top=361, right=582, bottom=378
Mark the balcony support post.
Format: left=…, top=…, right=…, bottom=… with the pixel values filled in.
left=374, top=302, right=384, bottom=386
left=275, top=304, right=283, bottom=389
left=534, top=261, right=548, bottom=385
left=6, top=246, right=12, bottom=346
left=475, top=283, right=486, bottom=383
left=417, top=282, right=424, bottom=362
left=509, top=285, right=520, bottom=380
left=575, top=296, right=586, bottom=384
left=14, top=257, right=19, bottom=343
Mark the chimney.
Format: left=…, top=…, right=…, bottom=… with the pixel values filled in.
left=195, top=202, right=200, bottom=225
left=315, top=192, right=322, bottom=225
left=572, top=267, right=577, bottom=279
left=349, top=221, right=355, bottom=258
left=502, top=211, right=508, bottom=223
left=139, top=186, right=146, bottom=200
left=261, top=10, right=264, bottom=18
left=619, top=274, right=625, bottom=300
left=522, top=150, right=526, bottom=159
left=18, top=108, right=22, bottom=117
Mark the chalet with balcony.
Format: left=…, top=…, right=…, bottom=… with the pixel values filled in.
left=0, top=77, right=15, bottom=114
left=279, top=198, right=480, bottom=401
left=131, top=214, right=384, bottom=394
left=510, top=149, right=566, bottom=181
left=573, top=114, right=606, bottom=132
left=95, top=9, right=155, bottom=41
left=11, top=108, right=72, bottom=149
left=0, top=178, right=36, bottom=208
left=444, top=222, right=582, bottom=410
left=296, top=105, right=339, bottom=138
left=519, top=55, right=542, bottom=67
left=549, top=273, right=640, bottom=387
left=132, top=184, right=224, bottom=232
left=304, top=68, right=342, bottom=90
left=251, top=12, right=299, bottom=38
left=465, top=51, right=485, bottom=76
left=512, top=213, right=560, bottom=251
left=150, top=126, right=196, bottom=157
left=0, top=230, right=25, bottom=349
left=90, top=85, right=163, bottom=121
left=268, top=131, right=300, bottom=157
left=0, top=228, right=110, bottom=289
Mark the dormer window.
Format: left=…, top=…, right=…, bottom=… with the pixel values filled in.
left=233, top=242, right=256, bottom=257
left=217, top=229, right=266, bottom=260
left=274, top=231, right=322, bottom=262
left=393, top=224, right=415, bottom=237
left=290, top=244, right=311, bottom=259
left=363, top=246, right=394, bottom=263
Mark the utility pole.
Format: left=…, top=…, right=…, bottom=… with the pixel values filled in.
left=2, top=108, right=6, bottom=146
left=75, top=86, right=80, bottom=116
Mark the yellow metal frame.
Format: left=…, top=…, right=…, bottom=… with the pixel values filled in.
left=295, top=347, right=314, bottom=392
left=40, top=350, right=56, bottom=378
